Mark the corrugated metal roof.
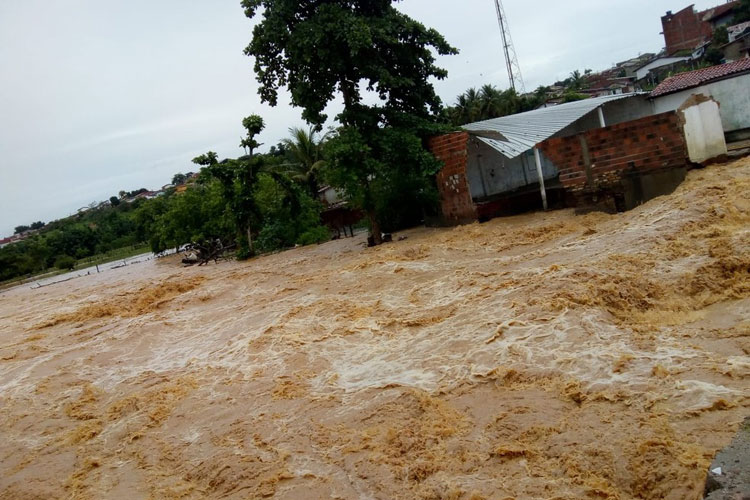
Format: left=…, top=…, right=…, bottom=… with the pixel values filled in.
left=462, top=93, right=639, bottom=159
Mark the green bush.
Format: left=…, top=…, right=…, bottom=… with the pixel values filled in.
left=297, top=226, right=330, bottom=246
left=704, top=47, right=724, bottom=66
left=256, top=220, right=296, bottom=253
left=254, top=174, right=329, bottom=252
left=54, top=255, right=76, bottom=271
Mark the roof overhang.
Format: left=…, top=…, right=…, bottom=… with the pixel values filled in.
left=462, top=93, right=642, bottom=159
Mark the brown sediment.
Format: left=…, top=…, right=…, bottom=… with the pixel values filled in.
left=0, top=158, right=749, bottom=499
left=34, top=277, right=204, bottom=328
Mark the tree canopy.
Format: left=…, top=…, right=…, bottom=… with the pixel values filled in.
left=1, top=117, right=333, bottom=282
left=243, top=0, right=456, bottom=127
left=243, top=0, right=457, bottom=243
left=172, top=173, right=188, bottom=185
left=446, top=85, right=543, bottom=126
left=735, top=0, right=750, bottom=23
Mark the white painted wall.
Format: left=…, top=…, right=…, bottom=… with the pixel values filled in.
left=321, top=187, right=342, bottom=205
left=680, top=99, right=727, bottom=163
left=465, top=138, right=557, bottom=200
left=635, top=57, right=689, bottom=81
left=652, top=73, right=750, bottom=132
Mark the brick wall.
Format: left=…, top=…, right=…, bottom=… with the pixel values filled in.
left=539, top=112, right=688, bottom=193
left=428, top=132, right=476, bottom=223
left=661, top=6, right=712, bottom=55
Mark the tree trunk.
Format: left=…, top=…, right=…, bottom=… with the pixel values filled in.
left=368, top=210, right=382, bottom=246
left=247, top=227, right=254, bottom=256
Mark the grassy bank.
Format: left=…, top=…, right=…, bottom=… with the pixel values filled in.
left=0, top=244, right=152, bottom=291
left=74, top=244, right=152, bottom=269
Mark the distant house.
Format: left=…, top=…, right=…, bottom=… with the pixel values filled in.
left=722, top=33, right=750, bottom=61
left=581, top=80, right=637, bottom=97
left=722, top=22, right=750, bottom=61
left=317, top=185, right=342, bottom=206
left=728, top=20, right=750, bottom=41
left=661, top=2, right=739, bottom=55
left=651, top=58, right=750, bottom=141
left=2, top=229, right=38, bottom=247
left=634, top=56, right=692, bottom=81
left=134, top=191, right=159, bottom=200
left=429, top=91, right=730, bottom=224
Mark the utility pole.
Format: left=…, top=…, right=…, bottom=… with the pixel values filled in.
left=494, top=0, right=526, bottom=94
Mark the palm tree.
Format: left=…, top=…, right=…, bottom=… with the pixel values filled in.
left=479, top=84, right=504, bottom=119
left=279, top=126, right=329, bottom=198
left=569, top=70, right=587, bottom=91
left=451, top=88, right=482, bottom=125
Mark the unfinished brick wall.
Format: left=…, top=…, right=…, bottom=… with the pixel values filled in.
left=539, top=112, right=688, bottom=194
left=429, top=132, right=476, bottom=223
left=661, top=6, right=712, bottom=55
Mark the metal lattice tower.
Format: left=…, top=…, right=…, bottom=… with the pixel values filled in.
left=493, top=0, right=526, bottom=94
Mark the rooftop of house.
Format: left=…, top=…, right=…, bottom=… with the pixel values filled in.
left=462, top=93, right=642, bottom=159
left=728, top=21, right=750, bottom=42
left=662, top=2, right=738, bottom=22
left=633, top=55, right=691, bottom=73
left=650, top=58, right=750, bottom=97
left=700, top=0, right=738, bottom=21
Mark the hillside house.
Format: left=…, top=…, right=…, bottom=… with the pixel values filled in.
left=430, top=92, right=728, bottom=224
left=661, top=2, right=739, bottom=55
left=722, top=21, right=750, bottom=60
left=651, top=58, right=750, bottom=142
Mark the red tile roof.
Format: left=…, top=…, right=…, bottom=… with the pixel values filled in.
left=650, top=58, right=750, bottom=97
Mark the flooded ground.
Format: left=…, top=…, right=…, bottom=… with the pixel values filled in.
left=1, top=158, right=748, bottom=500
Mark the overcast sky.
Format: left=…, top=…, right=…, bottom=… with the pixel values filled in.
left=0, top=0, right=726, bottom=237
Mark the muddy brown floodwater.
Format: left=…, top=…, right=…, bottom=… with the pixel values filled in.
left=1, top=158, right=748, bottom=500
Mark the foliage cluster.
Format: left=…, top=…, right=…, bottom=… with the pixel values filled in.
left=446, top=85, right=544, bottom=126
left=0, top=136, right=329, bottom=281
left=243, top=0, right=457, bottom=244
left=735, top=0, right=750, bottom=23
left=1, top=200, right=144, bottom=281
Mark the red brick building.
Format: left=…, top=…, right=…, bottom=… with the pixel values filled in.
left=427, top=94, right=719, bottom=223
left=428, top=132, right=476, bottom=224
left=661, top=2, right=739, bottom=55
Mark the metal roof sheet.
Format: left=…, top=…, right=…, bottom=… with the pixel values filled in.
left=462, top=93, right=639, bottom=159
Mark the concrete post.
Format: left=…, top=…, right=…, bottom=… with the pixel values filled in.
left=533, top=147, right=548, bottom=211
left=598, top=106, right=606, bottom=128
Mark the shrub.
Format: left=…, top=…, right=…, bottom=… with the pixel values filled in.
left=297, top=226, right=330, bottom=246
left=54, top=255, right=76, bottom=271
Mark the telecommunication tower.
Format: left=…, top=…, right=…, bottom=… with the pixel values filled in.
left=493, top=0, right=526, bottom=93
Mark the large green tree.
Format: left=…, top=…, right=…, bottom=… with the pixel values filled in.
left=242, top=0, right=457, bottom=244
left=149, top=180, right=233, bottom=254
left=195, top=115, right=267, bottom=258
left=196, top=115, right=305, bottom=258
